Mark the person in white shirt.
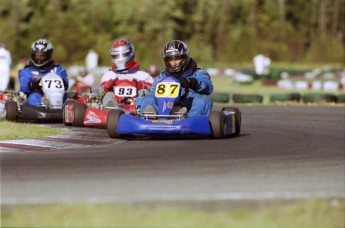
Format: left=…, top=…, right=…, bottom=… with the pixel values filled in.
left=253, top=53, right=271, bottom=76
left=100, top=39, right=153, bottom=108
left=85, top=49, right=99, bottom=71
left=0, top=43, right=12, bottom=91
left=69, top=66, right=95, bottom=93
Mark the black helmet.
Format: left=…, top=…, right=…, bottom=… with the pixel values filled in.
left=162, top=40, right=190, bottom=73
left=30, top=39, right=54, bottom=68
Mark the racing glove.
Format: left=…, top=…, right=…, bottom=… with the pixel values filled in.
left=103, top=79, right=115, bottom=93
left=179, top=77, right=198, bottom=90
left=28, top=79, right=42, bottom=92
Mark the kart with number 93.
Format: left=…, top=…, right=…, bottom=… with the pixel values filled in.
left=62, top=78, right=148, bottom=127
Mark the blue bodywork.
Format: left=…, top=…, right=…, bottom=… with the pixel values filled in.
left=117, top=114, right=212, bottom=135
left=108, top=77, right=238, bottom=138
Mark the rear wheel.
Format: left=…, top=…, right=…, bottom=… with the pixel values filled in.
left=5, top=101, right=17, bottom=121
left=107, top=109, right=124, bottom=138
left=73, top=103, right=86, bottom=127
left=222, top=107, right=241, bottom=136
left=209, top=111, right=226, bottom=139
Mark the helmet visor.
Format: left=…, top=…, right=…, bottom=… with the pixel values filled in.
left=164, top=55, right=186, bottom=72
left=32, top=53, right=49, bottom=64
left=111, top=48, right=132, bottom=59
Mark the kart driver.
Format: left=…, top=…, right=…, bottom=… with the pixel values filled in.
left=18, top=39, right=69, bottom=107
left=100, top=39, right=153, bottom=108
left=140, top=40, right=213, bottom=117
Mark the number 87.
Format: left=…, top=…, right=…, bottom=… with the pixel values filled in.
left=155, top=82, right=180, bottom=98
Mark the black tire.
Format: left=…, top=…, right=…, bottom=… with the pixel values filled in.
left=210, top=92, right=230, bottom=103
left=269, top=93, right=301, bottom=102
left=62, top=101, right=75, bottom=126
left=302, top=93, right=337, bottom=103
left=5, top=101, right=17, bottom=121
left=73, top=103, right=86, bottom=127
left=209, top=110, right=226, bottom=139
left=107, top=109, right=124, bottom=138
left=222, top=107, right=241, bottom=136
left=232, top=94, right=263, bottom=103
left=67, top=92, right=78, bottom=99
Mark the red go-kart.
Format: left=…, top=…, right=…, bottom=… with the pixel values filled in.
left=63, top=78, right=148, bottom=127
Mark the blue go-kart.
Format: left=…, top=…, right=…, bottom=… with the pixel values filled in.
left=106, top=76, right=241, bottom=139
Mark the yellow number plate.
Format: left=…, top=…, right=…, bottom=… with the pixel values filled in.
left=155, top=82, right=180, bottom=98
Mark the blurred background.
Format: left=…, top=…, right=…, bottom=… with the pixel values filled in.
left=1, top=0, right=344, bottom=96
left=1, top=0, right=344, bottom=66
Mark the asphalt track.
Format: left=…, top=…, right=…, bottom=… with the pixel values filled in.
left=1, top=105, right=344, bottom=205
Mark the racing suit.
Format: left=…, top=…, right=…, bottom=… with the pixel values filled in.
left=100, top=68, right=153, bottom=108
left=140, top=68, right=213, bottom=117
left=19, top=65, right=69, bottom=107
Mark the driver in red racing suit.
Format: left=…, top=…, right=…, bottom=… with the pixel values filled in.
left=100, top=39, right=153, bottom=108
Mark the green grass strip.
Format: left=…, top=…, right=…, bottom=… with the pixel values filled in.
left=2, top=199, right=344, bottom=227
left=0, top=121, right=67, bottom=140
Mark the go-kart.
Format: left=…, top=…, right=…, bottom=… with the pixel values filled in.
left=106, top=76, right=241, bottom=139
left=63, top=78, right=148, bottom=127
left=0, top=72, right=65, bottom=122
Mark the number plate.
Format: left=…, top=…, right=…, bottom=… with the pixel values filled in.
left=42, top=73, right=65, bottom=91
left=114, top=86, right=137, bottom=97
left=155, top=82, right=180, bottom=98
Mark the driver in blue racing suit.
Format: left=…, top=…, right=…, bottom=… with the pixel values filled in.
left=18, top=39, right=68, bottom=107
left=140, top=40, right=213, bottom=117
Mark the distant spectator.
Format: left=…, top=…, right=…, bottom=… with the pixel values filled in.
left=253, top=53, right=271, bottom=76
left=0, top=42, right=12, bottom=91
left=85, top=49, right=99, bottom=71
left=69, top=66, right=95, bottom=93
left=148, top=64, right=160, bottom=77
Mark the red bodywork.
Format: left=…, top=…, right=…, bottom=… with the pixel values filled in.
left=63, top=79, right=144, bottom=127
left=0, top=92, right=13, bottom=102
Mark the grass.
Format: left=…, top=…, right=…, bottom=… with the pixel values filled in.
left=0, top=121, right=67, bottom=140
left=2, top=199, right=344, bottom=227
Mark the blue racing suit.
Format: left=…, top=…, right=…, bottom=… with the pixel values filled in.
left=18, top=65, right=69, bottom=107
left=140, top=68, right=213, bottom=117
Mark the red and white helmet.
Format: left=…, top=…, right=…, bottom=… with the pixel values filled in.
left=110, top=39, right=135, bottom=70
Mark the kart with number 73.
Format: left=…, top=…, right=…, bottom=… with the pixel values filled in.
left=0, top=72, right=66, bottom=122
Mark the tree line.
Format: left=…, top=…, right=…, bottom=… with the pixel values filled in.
left=0, top=0, right=344, bottom=68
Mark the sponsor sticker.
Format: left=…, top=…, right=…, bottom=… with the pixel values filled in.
left=85, top=110, right=101, bottom=123
left=151, top=119, right=173, bottom=124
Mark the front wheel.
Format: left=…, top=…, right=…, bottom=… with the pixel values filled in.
left=5, top=101, right=18, bottom=121
left=73, top=103, right=86, bottom=127
left=222, top=107, right=241, bottom=136
left=107, top=109, right=124, bottom=138
left=209, top=111, right=226, bottom=139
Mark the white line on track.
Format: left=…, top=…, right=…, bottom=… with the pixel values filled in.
left=2, top=191, right=344, bottom=205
